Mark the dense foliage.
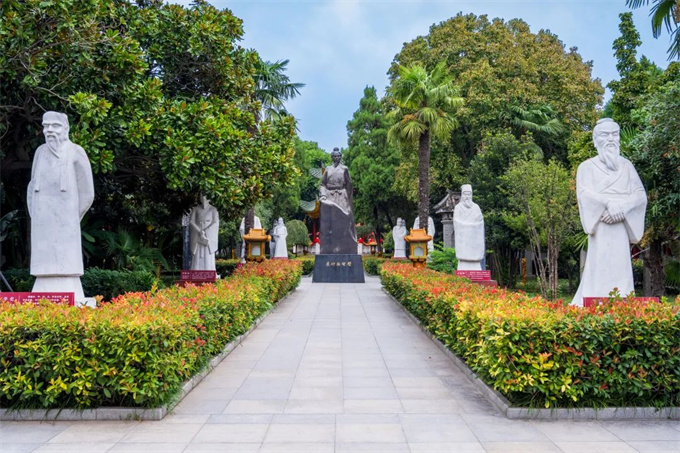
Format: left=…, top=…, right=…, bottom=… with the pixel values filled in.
left=0, top=0, right=297, bottom=269
left=381, top=262, right=680, bottom=408
left=0, top=260, right=302, bottom=409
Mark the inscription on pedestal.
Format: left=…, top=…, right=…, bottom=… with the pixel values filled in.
left=455, top=270, right=491, bottom=281
left=0, top=292, right=75, bottom=306
left=583, top=296, right=659, bottom=307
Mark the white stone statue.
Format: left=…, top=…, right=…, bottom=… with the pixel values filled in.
left=413, top=215, right=435, bottom=253
left=27, top=111, right=94, bottom=301
left=453, top=184, right=485, bottom=270
left=571, top=118, right=647, bottom=306
left=239, top=213, right=262, bottom=261
left=271, top=217, right=288, bottom=259
left=189, top=195, right=219, bottom=271
left=392, top=218, right=407, bottom=259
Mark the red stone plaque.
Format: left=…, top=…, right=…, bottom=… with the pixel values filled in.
left=455, top=270, right=491, bottom=281
left=0, top=292, right=75, bottom=306
left=583, top=296, right=660, bottom=307
left=180, top=270, right=217, bottom=281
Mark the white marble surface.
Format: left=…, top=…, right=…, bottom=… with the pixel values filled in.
left=272, top=218, right=288, bottom=258
left=454, top=185, right=485, bottom=271
left=27, top=112, right=94, bottom=299
left=392, top=218, right=407, bottom=259
left=572, top=119, right=647, bottom=306
left=190, top=196, right=219, bottom=271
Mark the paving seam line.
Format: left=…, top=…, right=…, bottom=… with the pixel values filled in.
left=0, top=287, right=297, bottom=422
left=380, top=286, right=680, bottom=421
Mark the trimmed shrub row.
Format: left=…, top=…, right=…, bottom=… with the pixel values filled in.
left=3, top=267, right=155, bottom=301
left=380, top=262, right=680, bottom=408
left=0, top=260, right=302, bottom=409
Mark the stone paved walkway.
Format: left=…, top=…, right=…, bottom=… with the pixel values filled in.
left=1, top=276, right=678, bottom=453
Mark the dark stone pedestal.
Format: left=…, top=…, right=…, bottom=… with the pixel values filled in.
left=320, top=202, right=357, bottom=254
left=312, top=254, right=365, bottom=283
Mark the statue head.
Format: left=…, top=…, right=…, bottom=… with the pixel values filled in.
left=593, top=118, right=621, bottom=171
left=330, top=147, right=342, bottom=166
left=278, top=217, right=284, bottom=226
left=200, top=194, right=209, bottom=206
left=42, top=111, right=69, bottom=152
left=461, top=184, right=473, bottom=208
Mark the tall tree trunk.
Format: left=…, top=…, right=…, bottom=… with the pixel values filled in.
left=645, top=238, right=666, bottom=297
left=418, top=129, right=431, bottom=236
left=245, top=207, right=255, bottom=233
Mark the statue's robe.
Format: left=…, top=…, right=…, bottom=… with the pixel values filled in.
left=413, top=216, right=435, bottom=252
left=190, top=204, right=219, bottom=270
left=571, top=156, right=647, bottom=306
left=392, top=225, right=407, bottom=258
left=272, top=224, right=288, bottom=258
left=320, top=164, right=357, bottom=254
left=27, top=140, right=94, bottom=276
left=453, top=203, right=485, bottom=270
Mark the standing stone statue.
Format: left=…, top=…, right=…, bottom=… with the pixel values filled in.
left=319, top=148, right=357, bottom=254
left=572, top=118, right=647, bottom=306
left=189, top=195, right=219, bottom=271
left=239, top=213, right=262, bottom=262
left=453, top=184, right=485, bottom=271
left=392, top=218, right=408, bottom=259
left=271, top=217, right=288, bottom=259
left=413, top=216, right=435, bottom=253
left=27, top=112, right=95, bottom=300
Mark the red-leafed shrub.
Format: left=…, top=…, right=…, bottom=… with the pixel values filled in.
left=381, top=262, right=680, bottom=408
left=0, top=260, right=301, bottom=409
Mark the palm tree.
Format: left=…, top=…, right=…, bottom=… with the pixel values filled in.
left=626, top=0, right=680, bottom=60
left=387, top=62, right=464, bottom=234
left=253, top=59, right=305, bottom=122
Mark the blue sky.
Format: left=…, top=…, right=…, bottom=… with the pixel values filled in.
left=177, top=1, right=672, bottom=153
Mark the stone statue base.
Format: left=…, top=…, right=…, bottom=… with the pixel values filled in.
left=33, top=276, right=85, bottom=300
left=312, top=254, right=365, bottom=283
left=320, top=202, right=357, bottom=254
left=457, top=260, right=482, bottom=271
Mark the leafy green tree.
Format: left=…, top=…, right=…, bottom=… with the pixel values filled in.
left=0, top=0, right=298, bottom=268
left=346, top=86, right=414, bottom=248
left=389, top=13, right=603, bottom=164
left=253, top=59, right=304, bottom=122
left=468, top=131, right=539, bottom=287
left=606, top=13, right=665, bottom=128
left=285, top=219, right=309, bottom=255
left=293, top=138, right=330, bottom=202
left=626, top=0, right=680, bottom=60
left=628, top=79, right=680, bottom=296
left=387, top=62, right=464, bottom=236
left=504, top=158, right=577, bottom=300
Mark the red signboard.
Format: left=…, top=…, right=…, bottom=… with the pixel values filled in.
left=0, top=292, right=75, bottom=306
left=180, top=270, right=217, bottom=281
left=455, top=270, right=491, bottom=281
left=583, top=296, right=660, bottom=307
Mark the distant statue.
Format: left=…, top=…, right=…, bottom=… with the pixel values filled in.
left=319, top=147, right=357, bottom=254
left=413, top=216, right=435, bottom=253
left=27, top=111, right=94, bottom=300
left=189, top=195, right=219, bottom=271
left=572, top=118, right=647, bottom=306
left=392, top=218, right=407, bottom=259
left=239, top=212, right=261, bottom=262
left=271, top=217, right=288, bottom=259
left=453, top=184, right=485, bottom=270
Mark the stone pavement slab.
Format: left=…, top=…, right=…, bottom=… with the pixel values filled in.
left=1, top=276, right=678, bottom=452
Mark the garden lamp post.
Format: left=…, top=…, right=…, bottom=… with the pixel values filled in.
left=404, top=228, right=432, bottom=269
left=243, top=228, right=271, bottom=263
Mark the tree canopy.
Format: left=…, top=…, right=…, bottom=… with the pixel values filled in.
left=1, top=0, right=298, bottom=268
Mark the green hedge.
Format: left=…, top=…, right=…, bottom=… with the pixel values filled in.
left=0, top=260, right=302, bottom=409
left=3, top=268, right=156, bottom=301
left=381, top=262, right=680, bottom=409
left=294, top=256, right=314, bottom=275
left=362, top=256, right=405, bottom=275
left=215, top=259, right=240, bottom=277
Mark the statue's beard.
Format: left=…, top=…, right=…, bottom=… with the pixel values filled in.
left=599, top=144, right=620, bottom=172
left=463, top=199, right=472, bottom=208
left=45, top=134, right=64, bottom=153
